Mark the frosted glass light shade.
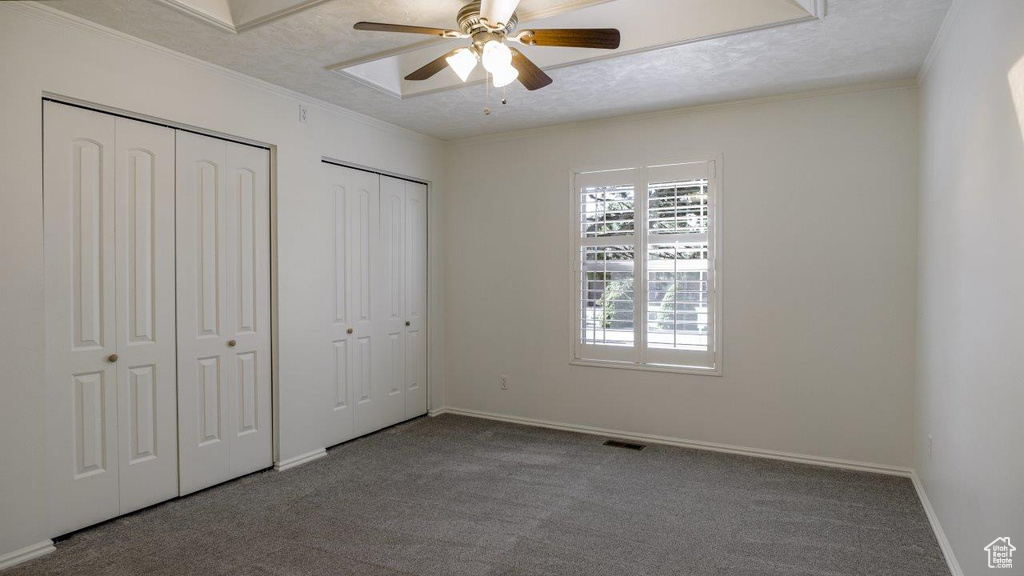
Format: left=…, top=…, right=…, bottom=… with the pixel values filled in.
left=446, top=48, right=478, bottom=82
left=481, top=40, right=513, bottom=74
left=491, top=65, right=519, bottom=88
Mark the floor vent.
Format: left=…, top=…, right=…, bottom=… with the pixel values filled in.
left=603, top=439, right=646, bottom=451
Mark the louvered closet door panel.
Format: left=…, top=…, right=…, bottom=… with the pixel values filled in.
left=224, top=142, right=272, bottom=478
left=351, top=171, right=383, bottom=437
left=44, top=102, right=120, bottom=536
left=370, top=176, right=408, bottom=432
left=175, top=132, right=232, bottom=494
left=114, top=118, right=178, bottom=514
left=404, top=181, right=428, bottom=418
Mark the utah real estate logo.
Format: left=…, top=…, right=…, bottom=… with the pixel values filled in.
left=985, top=537, right=1015, bottom=569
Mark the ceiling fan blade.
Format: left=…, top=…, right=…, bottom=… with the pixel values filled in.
left=515, top=28, right=621, bottom=49
left=354, top=22, right=464, bottom=38
left=510, top=49, right=553, bottom=91
left=405, top=49, right=461, bottom=81
left=480, top=0, right=521, bottom=27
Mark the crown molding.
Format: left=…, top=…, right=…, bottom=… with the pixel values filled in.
left=810, top=0, right=827, bottom=19
left=785, top=0, right=827, bottom=19
left=154, top=0, right=236, bottom=34
left=1, top=1, right=440, bottom=146
left=449, top=78, right=917, bottom=146
left=916, top=0, right=963, bottom=85
left=331, top=68, right=404, bottom=101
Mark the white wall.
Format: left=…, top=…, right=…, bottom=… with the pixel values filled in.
left=916, top=2, right=1024, bottom=574
left=0, top=4, right=444, bottom=558
left=442, top=86, right=920, bottom=469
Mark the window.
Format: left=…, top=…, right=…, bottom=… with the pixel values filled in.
left=572, top=160, right=720, bottom=374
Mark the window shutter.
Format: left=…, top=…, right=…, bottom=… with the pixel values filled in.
left=574, top=169, right=639, bottom=363
left=643, top=162, right=715, bottom=369
left=572, top=161, right=719, bottom=372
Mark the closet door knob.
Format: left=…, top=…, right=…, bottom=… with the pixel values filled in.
left=227, top=339, right=237, bottom=347
left=347, top=328, right=354, bottom=334
left=405, top=321, right=411, bottom=327
left=107, top=354, right=118, bottom=363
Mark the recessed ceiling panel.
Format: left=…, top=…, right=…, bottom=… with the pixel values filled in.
left=159, top=0, right=330, bottom=33
left=332, top=0, right=819, bottom=98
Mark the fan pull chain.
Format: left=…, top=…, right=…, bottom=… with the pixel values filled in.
left=502, top=84, right=508, bottom=106
left=484, top=72, right=491, bottom=116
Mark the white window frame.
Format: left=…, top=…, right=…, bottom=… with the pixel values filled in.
left=568, top=156, right=723, bottom=376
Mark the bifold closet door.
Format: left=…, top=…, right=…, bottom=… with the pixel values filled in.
left=376, top=176, right=428, bottom=426
left=113, top=117, right=179, bottom=514
left=357, top=175, right=408, bottom=435
left=324, top=165, right=427, bottom=440
left=324, top=163, right=379, bottom=444
left=176, top=132, right=271, bottom=495
left=44, top=102, right=178, bottom=536
left=45, top=103, right=118, bottom=536
left=403, top=180, right=428, bottom=418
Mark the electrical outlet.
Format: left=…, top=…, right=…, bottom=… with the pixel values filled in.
left=299, top=104, right=309, bottom=124
left=500, top=375, right=509, bottom=391
left=928, top=433, right=933, bottom=460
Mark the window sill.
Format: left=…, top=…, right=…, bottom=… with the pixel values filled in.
left=570, top=359, right=722, bottom=377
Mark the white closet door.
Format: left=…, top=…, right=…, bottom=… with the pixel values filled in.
left=44, top=102, right=120, bottom=536
left=176, top=132, right=271, bottom=494
left=114, top=118, right=178, bottom=514
left=324, top=164, right=379, bottom=444
left=223, top=142, right=272, bottom=478
left=404, top=181, right=428, bottom=418
left=369, top=176, right=409, bottom=432
left=176, top=132, right=231, bottom=494
left=325, top=167, right=426, bottom=438
left=350, top=170, right=385, bottom=437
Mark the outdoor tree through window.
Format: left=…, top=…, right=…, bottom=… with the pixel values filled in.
left=573, top=161, right=719, bottom=373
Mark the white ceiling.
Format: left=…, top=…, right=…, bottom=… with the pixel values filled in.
left=41, top=0, right=951, bottom=140
left=334, top=0, right=818, bottom=98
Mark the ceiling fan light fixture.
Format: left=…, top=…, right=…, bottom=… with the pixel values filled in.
left=446, top=48, right=478, bottom=82
left=491, top=65, right=519, bottom=88
left=354, top=1, right=619, bottom=94
left=481, top=40, right=513, bottom=74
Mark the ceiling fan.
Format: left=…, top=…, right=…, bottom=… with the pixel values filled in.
left=353, top=0, right=621, bottom=91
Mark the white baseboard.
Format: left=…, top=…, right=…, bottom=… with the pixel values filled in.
left=911, top=473, right=964, bottom=576
left=274, top=448, right=327, bottom=472
left=433, top=406, right=913, bottom=477
left=0, top=540, right=55, bottom=571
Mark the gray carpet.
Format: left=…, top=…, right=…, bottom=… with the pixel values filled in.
left=11, top=414, right=949, bottom=576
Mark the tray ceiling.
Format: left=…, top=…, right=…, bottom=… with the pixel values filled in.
left=333, top=0, right=819, bottom=99
left=40, top=0, right=951, bottom=140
